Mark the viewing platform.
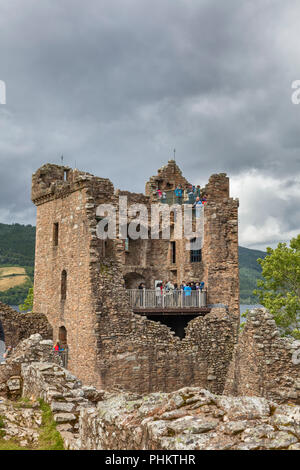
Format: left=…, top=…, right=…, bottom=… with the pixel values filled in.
left=153, top=190, right=204, bottom=206
left=127, top=289, right=210, bottom=316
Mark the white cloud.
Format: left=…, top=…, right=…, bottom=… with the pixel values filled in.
left=231, top=170, right=300, bottom=250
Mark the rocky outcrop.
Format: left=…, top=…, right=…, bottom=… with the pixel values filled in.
left=0, top=399, right=42, bottom=448
left=79, top=387, right=300, bottom=450
left=21, top=360, right=104, bottom=448
left=0, top=333, right=60, bottom=399
left=1, top=334, right=300, bottom=450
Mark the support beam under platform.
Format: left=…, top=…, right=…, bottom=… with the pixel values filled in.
left=132, top=307, right=211, bottom=316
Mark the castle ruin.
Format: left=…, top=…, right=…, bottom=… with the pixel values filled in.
left=31, top=160, right=239, bottom=393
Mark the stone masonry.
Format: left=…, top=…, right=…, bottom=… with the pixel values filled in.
left=224, top=308, right=300, bottom=404
left=1, top=334, right=300, bottom=451
left=0, top=302, right=52, bottom=349
left=31, top=161, right=239, bottom=392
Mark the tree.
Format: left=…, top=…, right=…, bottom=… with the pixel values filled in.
left=19, top=287, right=34, bottom=312
left=253, top=234, right=300, bottom=339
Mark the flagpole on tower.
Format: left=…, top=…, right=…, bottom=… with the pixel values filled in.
left=173, top=148, right=176, bottom=162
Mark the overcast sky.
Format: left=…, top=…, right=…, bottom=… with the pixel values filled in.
left=0, top=0, right=300, bottom=250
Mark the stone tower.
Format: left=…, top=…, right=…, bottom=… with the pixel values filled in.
left=32, top=161, right=239, bottom=393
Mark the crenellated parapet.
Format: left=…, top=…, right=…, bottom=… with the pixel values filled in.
left=31, top=164, right=114, bottom=206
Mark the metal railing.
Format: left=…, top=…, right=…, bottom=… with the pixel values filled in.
left=61, top=350, right=68, bottom=368
left=155, top=190, right=195, bottom=205
left=127, top=289, right=207, bottom=309
left=54, top=349, right=69, bottom=368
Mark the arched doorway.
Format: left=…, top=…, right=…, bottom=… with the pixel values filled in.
left=58, top=325, right=67, bottom=348
left=124, top=272, right=146, bottom=289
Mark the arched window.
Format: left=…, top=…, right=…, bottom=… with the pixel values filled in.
left=61, top=270, right=67, bottom=301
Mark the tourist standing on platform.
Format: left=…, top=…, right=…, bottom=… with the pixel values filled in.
left=174, top=185, right=183, bottom=204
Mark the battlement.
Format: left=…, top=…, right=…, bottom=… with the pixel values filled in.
left=31, top=164, right=114, bottom=206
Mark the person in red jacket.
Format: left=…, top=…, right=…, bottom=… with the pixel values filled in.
left=53, top=341, right=64, bottom=353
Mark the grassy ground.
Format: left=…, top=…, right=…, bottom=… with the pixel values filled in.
left=0, top=266, right=29, bottom=292
left=38, top=399, right=64, bottom=450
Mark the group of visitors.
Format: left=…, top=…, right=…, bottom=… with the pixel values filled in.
left=153, top=280, right=205, bottom=307
left=134, top=280, right=205, bottom=307
left=154, top=280, right=205, bottom=293
left=155, top=184, right=208, bottom=206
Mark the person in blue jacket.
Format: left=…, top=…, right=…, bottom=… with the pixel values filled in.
left=183, top=283, right=192, bottom=306
left=174, top=185, right=183, bottom=204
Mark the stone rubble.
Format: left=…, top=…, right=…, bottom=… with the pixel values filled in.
left=0, top=334, right=299, bottom=450
left=0, top=399, right=42, bottom=448
left=78, top=387, right=300, bottom=450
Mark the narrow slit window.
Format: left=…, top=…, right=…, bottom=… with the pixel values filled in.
left=171, top=241, right=176, bottom=264
left=53, top=223, right=59, bottom=246
left=61, top=270, right=67, bottom=301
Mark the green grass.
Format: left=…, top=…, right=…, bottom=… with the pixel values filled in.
left=37, top=399, right=65, bottom=450
left=14, top=397, right=35, bottom=409
left=0, top=414, right=5, bottom=438
left=0, top=440, right=28, bottom=450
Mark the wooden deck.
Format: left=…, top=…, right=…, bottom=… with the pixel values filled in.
left=132, top=307, right=211, bottom=316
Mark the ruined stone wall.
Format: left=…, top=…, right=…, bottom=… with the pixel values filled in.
left=202, top=195, right=239, bottom=320
left=0, top=302, right=52, bottom=348
left=224, top=308, right=300, bottom=404
left=3, top=335, right=300, bottom=450
left=0, top=333, right=61, bottom=399
left=204, top=173, right=230, bottom=201
left=93, top=260, right=235, bottom=394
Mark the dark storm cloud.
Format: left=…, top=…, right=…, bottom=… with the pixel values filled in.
left=0, top=0, right=300, bottom=248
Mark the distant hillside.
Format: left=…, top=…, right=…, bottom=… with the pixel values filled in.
left=239, top=246, right=267, bottom=303
left=0, top=223, right=35, bottom=305
left=0, top=223, right=267, bottom=305
left=0, top=223, right=35, bottom=266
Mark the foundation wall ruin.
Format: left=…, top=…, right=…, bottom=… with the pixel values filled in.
left=224, top=308, right=300, bottom=404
